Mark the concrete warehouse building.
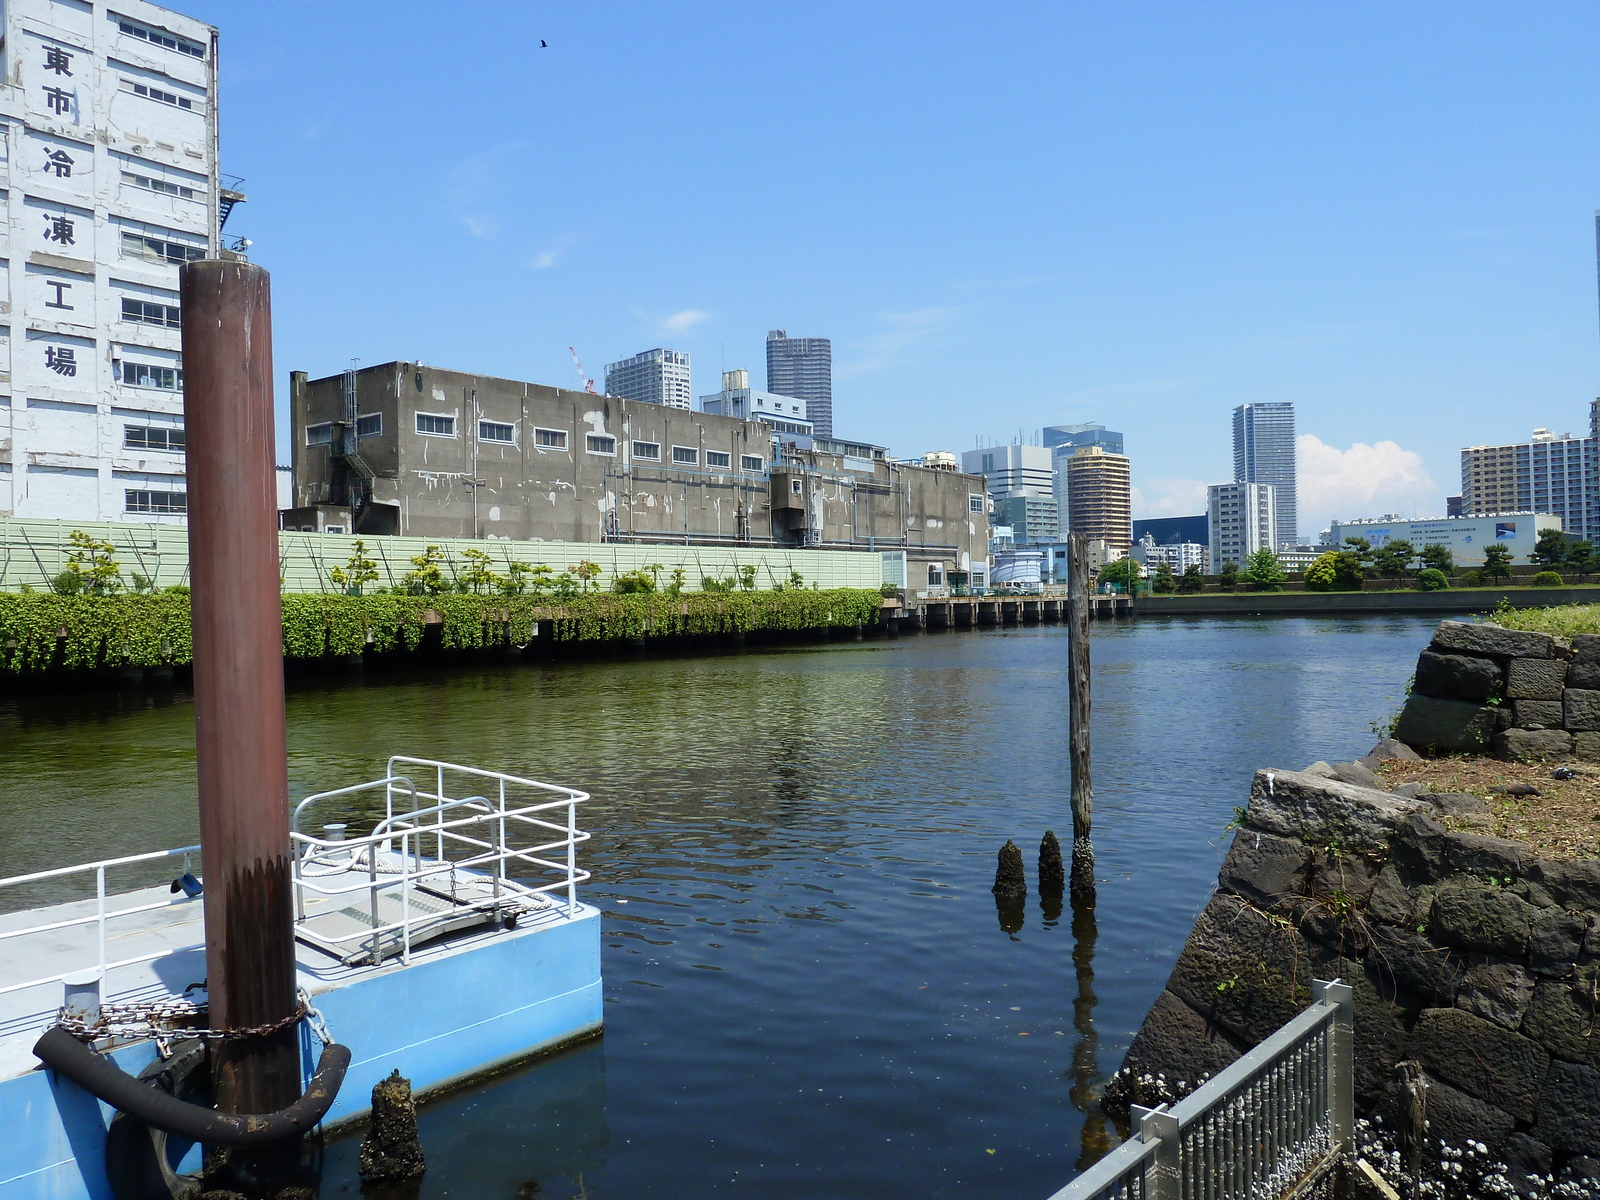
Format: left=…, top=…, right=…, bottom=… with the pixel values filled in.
left=288, top=361, right=990, bottom=583
left=0, top=0, right=235, bottom=525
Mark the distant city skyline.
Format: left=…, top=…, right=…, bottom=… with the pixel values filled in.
left=199, top=4, right=1599, bottom=539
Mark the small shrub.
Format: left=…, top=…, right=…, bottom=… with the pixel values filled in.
left=611, top=569, right=657, bottom=594
left=1531, top=571, right=1565, bottom=588
left=1415, top=568, right=1449, bottom=591
left=1458, top=568, right=1483, bottom=587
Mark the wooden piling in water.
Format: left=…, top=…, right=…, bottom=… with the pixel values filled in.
left=181, top=260, right=302, bottom=1171
left=1066, top=533, right=1095, bottom=903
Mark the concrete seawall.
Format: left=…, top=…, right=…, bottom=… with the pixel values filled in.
left=1135, top=587, right=1599, bottom=618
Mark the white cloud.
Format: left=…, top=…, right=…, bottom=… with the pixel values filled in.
left=445, top=143, right=524, bottom=240
left=531, top=232, right=582, bottom=270
left=1296, top=434, right=1442, bottom=533
left=1131, top=478, right=1210, bottom=519
left=837, top=306, right=970, bottom=379
left=661, top=309, right=710, bottom=335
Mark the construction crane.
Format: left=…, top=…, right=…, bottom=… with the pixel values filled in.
left=568, top=347, right=599, bottom=395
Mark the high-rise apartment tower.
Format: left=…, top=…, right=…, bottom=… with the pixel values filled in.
left=1232, top=403, right=1297, bottom=547
left=1460, top=407, right=1599, bottom=541
left=766, top=329, right=832, bottom=440
left=1, top=0, right=228, bottom=524
left=604, top=348, right=691, bottom=410
left=1063, top=445, right=1132, bottom=552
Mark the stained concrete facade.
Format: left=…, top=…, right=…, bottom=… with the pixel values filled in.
left=0, top=0, right=224, bottom=525
left=290, top=361, right=989, bottom=580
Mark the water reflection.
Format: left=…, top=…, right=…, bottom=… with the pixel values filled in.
left=1069, top=894, right=1110, bottom=1171
left=0, top=616, right=1442, bottom=1198
left=319, top=1039, right=609, bottom=1199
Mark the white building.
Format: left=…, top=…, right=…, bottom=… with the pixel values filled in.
left=698, top=369, right=813, bottom=444
left=1130, top=533, right=1207, bottom=575
left=1208, top=481, right=1277, bottom=567
left=1328, top=512, right=1562, bottom=567
left=604, top=347, right=691, bottom=410
left=961, top=443, right=1053, bottom=495
left=0, top=1, right=229, bottom=525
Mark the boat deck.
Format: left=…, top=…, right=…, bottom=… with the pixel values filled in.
left=0, top=865, right=573, bottom=1082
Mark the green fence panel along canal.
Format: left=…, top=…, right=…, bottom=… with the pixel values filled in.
left=0, top=614, right=1437, bottom=1198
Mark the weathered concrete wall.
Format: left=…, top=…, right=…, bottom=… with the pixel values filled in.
left=1107, top=755, right=1600, bottom=1196
left=1394, top=620, right=1600, bottom=761
left=290, top=362, right=989, bottom=578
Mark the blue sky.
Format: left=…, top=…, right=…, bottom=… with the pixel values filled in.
left=197, top=2, right=1600, bottom=534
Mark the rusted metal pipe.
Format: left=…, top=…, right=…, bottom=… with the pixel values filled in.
left=180, top=261, right=301, bottom=1138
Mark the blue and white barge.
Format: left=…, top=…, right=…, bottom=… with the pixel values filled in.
left=0, top=756, right=602, bottom=1200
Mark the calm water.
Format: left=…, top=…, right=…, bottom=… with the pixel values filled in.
left=0, top=615, right=1440, bottom=1198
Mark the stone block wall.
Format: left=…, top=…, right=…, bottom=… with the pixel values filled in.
left=1394, top=620, right=1600, bottom=761
left=1106, top=760, right=1600, bottom=1196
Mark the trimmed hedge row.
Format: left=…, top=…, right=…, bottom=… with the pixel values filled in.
left=0, top=589, right=886, bottom=672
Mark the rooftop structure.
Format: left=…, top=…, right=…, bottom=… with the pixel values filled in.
left=1133, top=514, right=1208, bottom=547
left=0, top=0, right=232, bottom=526
left=961, top=443, right=1054, bottom=494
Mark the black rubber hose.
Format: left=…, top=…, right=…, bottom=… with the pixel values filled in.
left=33, top=1026, right=351, bottom=1146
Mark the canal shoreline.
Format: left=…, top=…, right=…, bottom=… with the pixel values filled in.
left=1133, top=585, right=1594, bottom=617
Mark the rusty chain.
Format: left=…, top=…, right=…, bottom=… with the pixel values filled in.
left=53, top=990, right=326, bottom=1045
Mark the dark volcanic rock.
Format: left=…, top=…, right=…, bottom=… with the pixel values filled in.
left=1418, top=1073, right=1518, bottom=1157
left=1414, top=650, right=1504, bottom=701
left=1529, top=908, right=1586, bottom=978
left=1513, top=698, right=1565, bottom=729
left=1218, top=830, right=1306, bottom=906
left=1532, top=1060, right=1600, bottom=1156
left=1367, top=864, right=1432, bottom=929
left=1428, top=791, right=1489, bottom=817
left=1165, top=893, right=1338, bottom=1046
left=1527, top=859, right=1600, bottom=911
left=1106, top=989, right=1244, bottom=1109
left=1498, top=1133, right=1554, bottom=1200
left=1506, top=657, right=1568, bottom=700
left=1566, top=689, right=1600, bottom=733
left=1369, top=924, right=1463, bottom=1004
left=1431, top=881, right=1533, bottom=956
left=1410, top=1007, right=1548, bottom=1121
left=1522, top=981, right=1600, bottom=1067
left=1494, top=727, right=1573, bottom=761
left=1456, top=957, right=1535, bottom=1029
left=1431, top=620, right=1553, bottom=660
left=1442, top=831, right=1529, bottom=880
left=1569, top=660, right=1600, bottom=690
left=1367, top=737, right=1423, bottom=763
left=1393, top=695, right=1498, bottom=754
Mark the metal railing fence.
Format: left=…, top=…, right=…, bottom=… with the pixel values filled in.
left=290, top=757, right=591, bottom=965
left=1049, top=979, right=1354, bottom=1200
left=0, top=845, right=205, bottom=1001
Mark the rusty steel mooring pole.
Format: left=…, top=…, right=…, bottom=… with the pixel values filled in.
left=181, top=261, right=301, bottom=1168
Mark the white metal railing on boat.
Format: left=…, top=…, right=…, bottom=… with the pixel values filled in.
left=0, top=757, right=589, bottom=1023
left=1048, top=979, right=1354, bottom=1200
left=289, top=757, right=590, bottom=966
left=0, top=845, right=204, bottom=1001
